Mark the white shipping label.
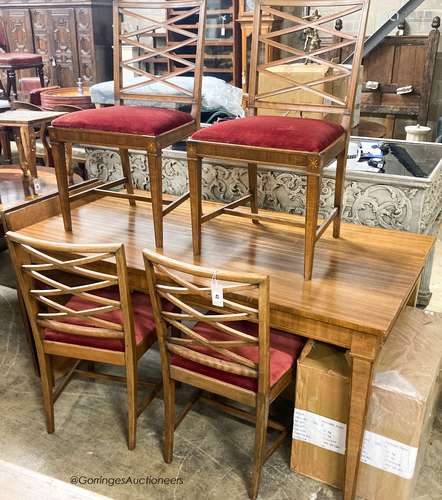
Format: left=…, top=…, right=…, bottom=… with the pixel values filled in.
left=361, top=430, right=418, bottom=480
left=292, top=409, right=347, bottom=455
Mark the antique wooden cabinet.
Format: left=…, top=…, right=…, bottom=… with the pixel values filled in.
left=0, top=0, right=113, bottom=87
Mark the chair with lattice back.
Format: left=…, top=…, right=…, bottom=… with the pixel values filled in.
left=7, top=231, right=164, bottom=450
left=48, top=0, right=207, bottom=248
left=187, top=0, right=370, bottom=280
left=143, top=249, right=306, bottom=499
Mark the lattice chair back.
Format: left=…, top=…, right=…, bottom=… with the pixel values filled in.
left=143, top=250, right=271, bottom=392
left=248, top=0, right=370, bottom=129
left=6, top=232, right=137, bottom=355
left=114, top=0, right=208, bottom=122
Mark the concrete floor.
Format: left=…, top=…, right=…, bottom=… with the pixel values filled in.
left=0, top=234, right=441, bottom=500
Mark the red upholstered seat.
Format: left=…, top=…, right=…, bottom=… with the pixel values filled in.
left=191, top=116, right=345, bottom=153
left=51, top=105, right=194, bottom=136
left=0, top=52, right=43, bottom=65
left=171, top=321, right=305, bottom=391
left=44, top=287, right=171, bottom=352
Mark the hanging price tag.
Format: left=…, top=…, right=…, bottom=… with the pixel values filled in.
left=33, top=178, right=41, bottom=193
left=211, top=271, right=224, bottom=307
left=220, top=15, right=226, bottom=37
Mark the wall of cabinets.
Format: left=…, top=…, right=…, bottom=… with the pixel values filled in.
left=0, top=0, right=113, bottom=87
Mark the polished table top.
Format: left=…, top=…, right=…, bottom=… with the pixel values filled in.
left=0, top=109, right=64, bottom=126
left=15, top=191, right=434, bottom=339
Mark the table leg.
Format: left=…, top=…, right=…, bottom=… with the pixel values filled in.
left=19, top=126, right=38, bottom=180
left=344, top=333, right=379, bottom=500
left=52, top=140, right=72, bottom=232
left=15, top=127, right=30, bottom=176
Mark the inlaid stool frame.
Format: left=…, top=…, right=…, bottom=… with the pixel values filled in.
left=187, top=0, right=370, bottom=279
left=48, top=0, right=207, bottom=249
left=144, top=250, right=294, bottom=500
left=7, top=231, right=161, bottom=450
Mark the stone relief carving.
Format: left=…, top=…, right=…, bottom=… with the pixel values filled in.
left=86, top=148, right=426, bottom=232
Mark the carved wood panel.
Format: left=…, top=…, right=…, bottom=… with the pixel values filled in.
left=0, top=9, right=33, bottom=53
left=31, top=9, right=51, bottom=82
left=76, top=7, right=95, bottom=84
left=47, top=8, right=80, bottom=87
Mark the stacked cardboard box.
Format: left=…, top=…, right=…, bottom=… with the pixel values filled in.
left=291, top=307, right=442, bottom=499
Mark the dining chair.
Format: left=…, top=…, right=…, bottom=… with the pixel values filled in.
left=143, top=249, right=306, bottom=499
left=7, top=231, right=165, bottom=450
left=48, top=0, right=208, bottom=249
left=187, top=0, right=370, bottom=280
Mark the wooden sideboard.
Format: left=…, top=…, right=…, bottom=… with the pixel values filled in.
left=0, top=0, right=113, bottom=87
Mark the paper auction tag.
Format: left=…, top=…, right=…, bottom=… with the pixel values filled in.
left=33, top=178, right=41, bottom=192
left=211, top=271, right=223, bottom=307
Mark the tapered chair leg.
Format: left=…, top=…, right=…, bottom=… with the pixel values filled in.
left=147, top=151, right=164, bottom=248
left=120, top=148, right=136, bottom=207
left=126, top=360, right=137, bottom=450
left=39, top=353, right=55, bottom=434
left=248, top=163, right=259, bottom=224
left=250, top=396, right=270, bottom=500
left=163, top=378, right=176, bottom=463
left=188, top=154, right=202, bottom=256
left=333, top=150, right=347, bottom=238
left=304, top=174, right=321, bottom=281
left=52, top=140, right=72, bottom=232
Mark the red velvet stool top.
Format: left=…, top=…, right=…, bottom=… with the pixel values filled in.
left=191, top=116, right=345, bottom=153
left=0, top=52, right=43, bottom=65
left=52, top=105, right=194, bottom=136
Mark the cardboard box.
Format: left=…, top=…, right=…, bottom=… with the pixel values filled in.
left=356, top=308, right=442, bottom=500
left=291, top=307, right=442, bottom=498
left=291, top=340, right=350, bottom=489
left=257, top=63, right=332, bottom=118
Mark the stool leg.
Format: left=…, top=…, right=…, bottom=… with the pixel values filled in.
left=53, top=141, right=72, bottom=232
left=120, top=148, right=136, bottom=207
left=304, top=174, right=321, bottom=281
left=37, top=65, right=45, bottom=87
left=188, top=154, right=202, bottom=256
left=248, top=163, right=259, bottom=224
left=6, top=70, right=17, bottom=100
left=147, top=151, right=163, bottom=248
left=333, top=150, right=347, bottom=239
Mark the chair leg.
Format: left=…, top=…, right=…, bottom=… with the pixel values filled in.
left=248, top=163, right=259, bottom=224
left=163, top=378, right=176, bottom=463
left=333, top=150, right=347, bottom=239
left=37, top=65, right=45, bottom=87
left=188, top=154, right=202, bottom=256
left=39, top=353, right=55, bottom=433
left=250, top=395, right=269, bottom=500
left=147, top=151, right=164, bottom=248
left=304, top=174, right=321, bottom=281
left=126, top=359, right=137, bottom=450
left=6, top=70, right=17, bottom=100
left=52, top=140, right=72, bottom=231
left=120, top=148, right=136, bottom=207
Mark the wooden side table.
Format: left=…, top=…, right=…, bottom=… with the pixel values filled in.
left=40, top=87, right=93, bottom=110
left=0, top=109, right=64, bottom=184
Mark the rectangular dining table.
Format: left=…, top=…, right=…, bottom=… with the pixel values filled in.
left=2, top=179, right=435, bottom=500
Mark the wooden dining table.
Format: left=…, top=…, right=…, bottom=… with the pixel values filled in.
left=2, top=179, right=434, bottom=500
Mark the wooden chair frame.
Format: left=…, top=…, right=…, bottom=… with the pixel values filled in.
left=187, top=0, right=370, bottom=280
left=6, top=231, right=161, bottom=450
left=48, top=0, right=207, bottom=249
left=143, top=250, right=292, bottom=500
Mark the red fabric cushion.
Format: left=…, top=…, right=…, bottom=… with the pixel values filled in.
left=51, top=105, right=194, bottom=136
left=44, top=287, right=170, bottom=352
left=191, top=116, right=345, bottom=153
left=0, top=52, right=43, bottom=65
left=171, top=321, right=305, bottom=391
